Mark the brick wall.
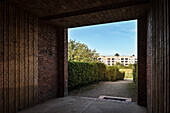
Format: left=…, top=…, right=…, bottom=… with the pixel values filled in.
left=38, top=20, right=58, bottom=102
left=56, top=27, right=68, bottom=97
left=38, top=20, right=68, bottom=102
left=147, top=8, right=153, bottom=113
left=146, top=0, right=169, bottom=113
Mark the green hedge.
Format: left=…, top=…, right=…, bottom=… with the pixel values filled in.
left=68, top=61, right=106, bottom=90
left=133, top=63, right=138, bottom=83
left=68, top=62, right=125, bottom=90
left=105, top=66, right=125, bottom=81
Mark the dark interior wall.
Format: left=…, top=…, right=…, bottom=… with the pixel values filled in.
left=0, top=2, right=67, bottom=113
left=0, top=2, right=38, bottom=113
left=146, top=0, right=169, bottom=113
left=57, top=27, right=68, bottom=97
left=38, top=20, right=58, bottom=103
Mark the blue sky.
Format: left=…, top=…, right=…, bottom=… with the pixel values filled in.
left=68, top=20, right=137, bottom=56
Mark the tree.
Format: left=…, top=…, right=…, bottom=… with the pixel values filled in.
left=115, top=53, right=120, bottom=56
left=115, top=62, right=121, bottom=67
left=128, top=63, right=134, bottom=69
left=68, top=39, right=99, bottom=62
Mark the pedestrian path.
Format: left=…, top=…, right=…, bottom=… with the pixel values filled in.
left=69, top=79, right=137, bottom=102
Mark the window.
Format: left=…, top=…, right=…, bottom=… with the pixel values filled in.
left=112, top=61, right=114, bottom=62
left=125, top=61, right=128, bottom=62
left=121, top=61, right=124, bottom=62
left=108, top=61, right=110, bottom=62
left=108, top=64, right=110, bottom=66
left=108, top=58, right=110, bottom=60
left=125, top=58, right=128, bottom=60
left=121, top=58, right=124, bottom=60
left=112, top=58, right=114, bottom=60
left=98, top=58, right=101, bottom=60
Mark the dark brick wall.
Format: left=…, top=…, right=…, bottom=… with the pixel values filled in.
left=146, top=0, right=169, bottom=113
left=147, top=8, right=153, bottom=113
left=38, top=20, right=68, bottom=102
left=57, top=27, right=68, bottom=97
left=38, top=20, right=58, bottom=102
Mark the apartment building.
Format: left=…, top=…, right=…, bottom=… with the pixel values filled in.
left=98, top=55, right=137, bottom=66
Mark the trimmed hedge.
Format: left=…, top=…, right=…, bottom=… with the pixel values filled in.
left=68, top=62, right=106, bottom=90
left=68, top=61, right=125, bottom=90
left=133, top=63, right=138, bottom=83
left=106, top=66, right=125, bottom=81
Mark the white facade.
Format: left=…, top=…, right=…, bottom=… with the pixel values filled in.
left=98, top=56, right=137, bottom=66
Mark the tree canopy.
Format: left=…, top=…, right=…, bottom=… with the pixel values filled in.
left=115, top=53, right=120, bottom=56
left=68, top=39, right=99, bottom=62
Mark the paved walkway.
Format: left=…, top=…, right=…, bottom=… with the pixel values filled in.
left=69, top=79, right=137, bottom=102
left=18, top=96, right=147, bottom=113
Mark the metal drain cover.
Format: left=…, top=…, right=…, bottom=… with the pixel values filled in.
left=99, top=95, right=132, bottom=102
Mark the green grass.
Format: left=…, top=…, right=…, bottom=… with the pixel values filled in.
left=128, top=82, right=138, bottom=102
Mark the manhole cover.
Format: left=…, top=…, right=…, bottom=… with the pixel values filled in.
left=99, top=95, right=132, bottom=102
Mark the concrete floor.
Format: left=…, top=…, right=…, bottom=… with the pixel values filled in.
left=18, top=96, right=147, bottom=113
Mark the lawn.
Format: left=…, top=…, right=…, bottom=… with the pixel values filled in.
left=128, top=82, right=138, bottom=102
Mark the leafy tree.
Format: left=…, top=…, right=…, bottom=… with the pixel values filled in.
left=115, top=53, right=120, bottom=56
left=128, top=63, right=133, bottom=68
left=115, top=62, right=121, bottom=68
left=68, top=39, right=99, bottom=62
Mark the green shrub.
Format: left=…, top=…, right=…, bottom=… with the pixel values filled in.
left=68, top=61, right=106, bottom=90
left=116, top=71, right=125, bottom=80
left=105, top=66, right=116, bottom=81
left=133, top=63, right=138, bottom=83
left=107, top=66, right=125, bottom=81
